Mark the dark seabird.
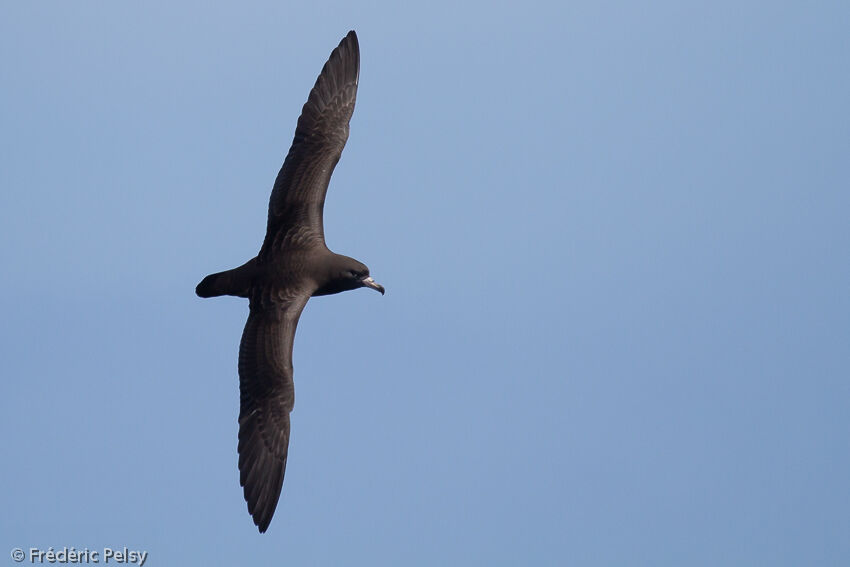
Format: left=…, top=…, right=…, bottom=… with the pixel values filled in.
left=195, top=30, right=383, bottom=533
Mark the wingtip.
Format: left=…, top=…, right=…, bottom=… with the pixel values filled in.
left=338, top=29, right=360, bottom=77
left=245, top=486, right=278, bottom=534
left=347, top=30, right=358, bottom=57
left=251, top=495, right=277, bottom=533
left=255, top=515, right=271, bottom=534
left=336, top=29, right=359, bottom=56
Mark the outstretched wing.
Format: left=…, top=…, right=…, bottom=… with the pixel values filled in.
left=237, top=291, right=309, bottom=533
left=259, top=30, right=360, bottom=259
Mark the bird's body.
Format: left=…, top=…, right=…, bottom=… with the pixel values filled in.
left=196, top=31, right=383, bottom=533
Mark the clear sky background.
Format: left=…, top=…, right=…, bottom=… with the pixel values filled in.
left=2, top=2, right=848, bottom=565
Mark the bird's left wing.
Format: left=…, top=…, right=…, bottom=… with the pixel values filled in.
left=237, top=291, right=310, bottom=533
left=259, top=30, right=360, bottom=259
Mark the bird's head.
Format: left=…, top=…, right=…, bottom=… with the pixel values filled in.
left=314, top=255, right=385, bottom=297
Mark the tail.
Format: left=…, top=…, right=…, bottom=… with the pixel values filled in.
left=196, top=257, right=258, bottom=298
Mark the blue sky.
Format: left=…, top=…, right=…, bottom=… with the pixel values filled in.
left=2, top=1, right=848, bottom=565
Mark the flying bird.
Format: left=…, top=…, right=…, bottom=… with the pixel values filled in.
left=196, top=30, right=383, bottom=533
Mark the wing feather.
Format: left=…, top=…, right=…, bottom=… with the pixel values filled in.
left=259, top=30, right=360, bottom=259
left=237, top=293, right=309, bottom=533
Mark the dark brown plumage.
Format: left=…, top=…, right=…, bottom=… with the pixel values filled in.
left=196, top=30, right=384, bottom=533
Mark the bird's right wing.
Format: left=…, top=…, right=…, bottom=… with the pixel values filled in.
left=237, top=291, right=309, bottom=533
left=259, top=30, right=360, bottom=259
